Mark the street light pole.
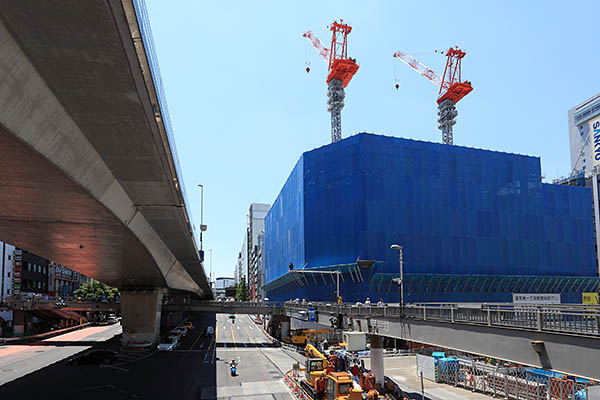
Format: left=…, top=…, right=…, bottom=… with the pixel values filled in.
left=197, top=184, right=207, bottom=259
left=390, top=244, right=404, bottom=307
left=209, top=249, right=213, bottom=287
left=336, top=270, right=340, bottom=301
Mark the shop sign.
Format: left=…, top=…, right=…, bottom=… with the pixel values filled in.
left=513, top=293, right=561, bottom=304
left=583, top=292, right=599, bottom=305
left=591, top=116, right=600, bottom=168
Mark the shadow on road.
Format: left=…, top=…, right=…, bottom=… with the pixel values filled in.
left=0, top=313, right=218, bottom=400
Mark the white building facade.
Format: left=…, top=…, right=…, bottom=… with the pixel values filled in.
left=568, top=92, right=600, bottom=177
left=0, top=241, right=16, bottom=302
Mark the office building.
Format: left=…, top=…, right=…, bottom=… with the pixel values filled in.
left=568, top=92, right=600, bottom=178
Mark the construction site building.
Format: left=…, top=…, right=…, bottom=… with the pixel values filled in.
left=264, top=133, right=598, bottom=303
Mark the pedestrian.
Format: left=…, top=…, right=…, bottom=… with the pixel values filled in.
left=377, top=298, right=384, bottom=306
left=365, top=297, right=371, bottom=306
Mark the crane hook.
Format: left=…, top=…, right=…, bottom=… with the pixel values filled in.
left=395, top=83, right=399, bottom=90
left=306, top=66, right=310, bottom=73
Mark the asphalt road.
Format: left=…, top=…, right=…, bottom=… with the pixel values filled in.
left=0, top=323, right=122, bottom=386
left=0, top=313, right=301, bottom=399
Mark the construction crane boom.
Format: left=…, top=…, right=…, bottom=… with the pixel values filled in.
left=393, top=51, right=442, bottom=87
left=303, top=31, right=330, bottom=64
left=303, top=20, right=359, bottom=143
left=393, top=47, right=472, bottom=145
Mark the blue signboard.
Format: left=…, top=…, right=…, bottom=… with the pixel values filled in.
left=308, top=308, right=316, bottom=322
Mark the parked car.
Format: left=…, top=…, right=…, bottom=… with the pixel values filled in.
left=157, top=336, right=179, bottom=351
left=68, top=349, right=118, bottom=365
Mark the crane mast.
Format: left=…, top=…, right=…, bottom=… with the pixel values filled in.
left=393, top=47, right=472, bottom=145
left=304, top=20, right=359, bottom=143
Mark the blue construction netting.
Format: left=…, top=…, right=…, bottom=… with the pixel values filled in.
left=265, top=133, right=597, bottom=302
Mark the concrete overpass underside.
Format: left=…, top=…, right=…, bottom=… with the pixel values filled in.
left=0, top=1, right=211, bottom=343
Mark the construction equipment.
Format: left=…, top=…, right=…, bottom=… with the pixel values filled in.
left=285, top=328, right=333, bottom=345
left=301, top=344, right=328, bottom=394
left=303, top=20, right=359, bottom=143
left=393, top=47, right=473, bottom=145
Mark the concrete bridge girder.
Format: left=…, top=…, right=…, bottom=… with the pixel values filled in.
left=0, top=4, right=206, bottom=296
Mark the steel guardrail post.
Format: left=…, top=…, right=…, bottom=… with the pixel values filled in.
left=487, top=308, right=491, bottom=327
left=536, top=307, right=542, bottom=332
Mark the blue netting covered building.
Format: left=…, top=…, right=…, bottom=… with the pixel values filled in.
left=264, top=133, right=599, bottom=303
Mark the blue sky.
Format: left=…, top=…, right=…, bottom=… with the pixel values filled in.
left=145, top=0, right=600, bottom=280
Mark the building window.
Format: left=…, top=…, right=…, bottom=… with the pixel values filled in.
left=7, top=255, right=10, bottom=260
left=27, top=263, right=31, bottom=271
left=7, top=272, right=10, bottom=277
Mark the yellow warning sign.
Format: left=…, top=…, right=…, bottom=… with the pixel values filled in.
left=582, top=292, right=599, bottom=305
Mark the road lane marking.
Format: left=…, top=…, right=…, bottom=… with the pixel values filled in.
left=230, top=325, right=237, bottom=350
left=189, top=330, right=204, bottom=350
left=100, top=364, right=128, bottom=372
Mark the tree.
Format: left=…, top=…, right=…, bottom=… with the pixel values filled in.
left=73, top=280, right=120, bottom=303
left=235, top=277, right=249, bottom=301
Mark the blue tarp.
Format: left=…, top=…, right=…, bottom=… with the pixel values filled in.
left=265, top=133, right=597, bottom=302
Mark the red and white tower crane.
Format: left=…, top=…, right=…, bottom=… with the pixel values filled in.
left=303, top=20, right=359, bottom=143
left=393, top=47, right=473, bottom=145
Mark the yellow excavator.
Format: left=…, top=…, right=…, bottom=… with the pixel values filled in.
left=301, top=344, right=328, bottom=394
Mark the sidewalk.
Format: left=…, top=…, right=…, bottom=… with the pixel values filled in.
left=364, top=355, right=493, bottom=400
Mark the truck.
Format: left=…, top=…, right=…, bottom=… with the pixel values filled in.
left=299, top=345, right=382, bottom=400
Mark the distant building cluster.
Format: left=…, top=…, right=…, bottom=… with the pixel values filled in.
left=0, top=241, right=93, bottom=335
left=234, top=203, right=270, bottom=301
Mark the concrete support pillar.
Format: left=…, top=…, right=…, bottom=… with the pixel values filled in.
left=120, top=289, right=164, bottom=347
left=370, top=334, right=384, bottom=387
left=280, top=319, right=290, bottom=342
left=13, top=309, right=25, bottom=336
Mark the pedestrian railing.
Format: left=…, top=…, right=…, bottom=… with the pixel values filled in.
left=283, top=302, right=600, bottom=337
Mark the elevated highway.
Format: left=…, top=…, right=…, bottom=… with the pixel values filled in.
left=0, top=0, right=210, bottom=343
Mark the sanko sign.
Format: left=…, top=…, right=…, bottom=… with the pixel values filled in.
left=591, top=116, right=600, bottom=168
